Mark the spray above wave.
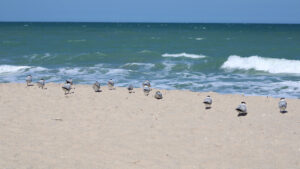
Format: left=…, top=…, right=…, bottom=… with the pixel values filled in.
left=221, top=55, right=300, bottom=74
left=162, top=53, right=206, bottom=59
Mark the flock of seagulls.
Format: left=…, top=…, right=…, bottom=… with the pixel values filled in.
left=26, top=75, right=288, bottom=116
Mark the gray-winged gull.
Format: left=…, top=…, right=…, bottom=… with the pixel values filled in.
left=93, top=81, right=101, bottom=92
left=154, top=91, right=163, bottom=99
left=203, top=95, right=212, bottom=109
left=127, top=84, right=134, bottom=93
left=37, top=78, right=45, bottom=89
left=142, top=80, right=151, bottom=88
left=62, top=83, right=72, bottom=95
left=143, top=85, right=150, bottom=96
left=279, top=97, right=287, bottom=113
left=107, top=79, right=114, bottom=90
left=26, top=75, right=32, bottom=86
left=66, top=78, right=73, bottom=85
left=236, top=101, right=247, bottom=116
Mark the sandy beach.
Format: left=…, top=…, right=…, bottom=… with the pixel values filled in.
left=0, top=83, right=299, bottom=169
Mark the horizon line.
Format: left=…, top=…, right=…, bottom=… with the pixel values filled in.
left=0, top=21, right=299, bottom=25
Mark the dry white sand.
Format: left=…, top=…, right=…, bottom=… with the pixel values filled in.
left=0, top=83, right=299, bottom=169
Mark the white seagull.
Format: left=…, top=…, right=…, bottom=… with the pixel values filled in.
left=93, top=81, right=101, bottom=92
left=62, top=83, right=72, bottom=95
left=26, top=75, right=32, bottom=86
left=143, top=85, right=150, bottom=96
left=127, top=84, right=134, bottom=93
left=278, top=97, right=287, bottom=113
left=66, top=78, right=73, bottom=85
left=203, top=95, right=212, bottom=109
left=236, top=101, right=247, bottom=116
left=108, top=79, right=114, bottom=90
left=154, top=91, right=163, bottom=99
left=37, top=78, right=45, bottom=89
left=142, top=80, right=151, bottom=88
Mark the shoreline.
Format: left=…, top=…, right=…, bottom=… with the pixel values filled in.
left=1, top=82, right=299, bottom=99
left=0, top=83, right=299, bottom=168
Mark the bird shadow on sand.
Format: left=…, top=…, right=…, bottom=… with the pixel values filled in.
left=237, top=112, right=247, bottom=117
left=95, top=90, right=102, bottom=92
left=26, top=84, right=34, bottom=87
left=280, top=111, right=288, bottom=114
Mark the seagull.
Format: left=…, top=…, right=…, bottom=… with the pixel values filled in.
left=108, top=79, right=114, bottom=90
left=66, top=78, right=73, bottom=85
left=37, top=78, right=45, bottom=89
left=154, top=91, right=163, bottom=99
left=142, top=80, right=151, bottom=88
left=127, top=84, right=134, bottom=93
left=236, top=101, right=247, bottom=116
left=203, top=95, right=212, bottom=109
left=26, top=75, right=32, bottom=86
left=279, top=97, right=287, bottom=113
left=62, top=83, right=72, bottom=95
left=93, top=81, right=101, bottom=92
left=143, top=85, right=150, bottom=96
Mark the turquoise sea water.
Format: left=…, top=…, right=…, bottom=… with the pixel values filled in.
left=0, top=22, right=300, bottom=98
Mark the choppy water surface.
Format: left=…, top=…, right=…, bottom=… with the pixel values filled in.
left=1, top=22, right=300, bottom=98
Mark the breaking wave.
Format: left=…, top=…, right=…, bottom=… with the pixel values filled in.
left=221, top=55, right=300, bottom=74
left=0, top=65, right=47, bottom=74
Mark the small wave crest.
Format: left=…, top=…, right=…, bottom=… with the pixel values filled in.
left=221, top=55, right=300, bottom=74
left=195, top=37, right=204, bottom=40
left=138, top=50, right=153, bottom=53
left=122, top=63, right=155, bottom=70
left=162, top=53, right=206, bottom=59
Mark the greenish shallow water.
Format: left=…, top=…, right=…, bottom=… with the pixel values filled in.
left=0, top=22, right=300, bottom=98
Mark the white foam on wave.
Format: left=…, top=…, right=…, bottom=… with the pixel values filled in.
left=0, top=65, right=47, bottom=74
left=0, top=65, right=30, bottom=74
left=105, top=68, right=129, bottom=75
left=138, top=50, right=152, bottom=53
left=29, top=67, right=48, bottom=72
left=58, top=67, right=85, bottom=75
left=162, top=53, right=206, bottom=59
left=195, top=37, right=204, bottom=40
left=122, top=62, right=155, bottom=69
left=221, top=55, right=300, bottom=74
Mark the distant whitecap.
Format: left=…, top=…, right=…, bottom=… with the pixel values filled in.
left=162, top=53, right=206, bottom=59
left=195, top=37, right=204, bottom=40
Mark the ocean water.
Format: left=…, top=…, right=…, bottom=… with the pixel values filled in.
left=1, top=22, right=300, bottom=98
